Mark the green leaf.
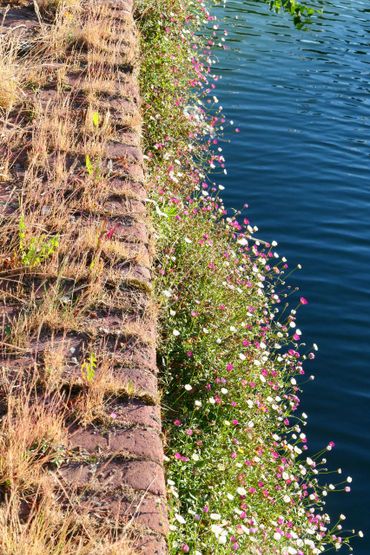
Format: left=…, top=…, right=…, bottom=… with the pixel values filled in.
left=85, top=154, right=94, bottom=176
left=81, top=353, right=97, bottom=383
left=92, top=111, right=100, bottom=128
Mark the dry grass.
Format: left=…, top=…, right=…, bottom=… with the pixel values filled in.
left=0, top=372, right=136, bottom=553
left=0, top=491, right=135, bottom=555
left=0, top=0, right=147, bottom=551
left=36, top=0, right=80, bottom=19
left=0, top=37, right=22, bottom=111
left=0, top=379, right=66, bottom=494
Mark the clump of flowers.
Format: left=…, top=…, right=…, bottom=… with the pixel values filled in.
left=137, top=0, right=361, bottom=552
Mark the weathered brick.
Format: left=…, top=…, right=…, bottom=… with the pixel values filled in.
left=69, top=427, right=163, bottom=463
left=59, top=460, right=166, bottom=496
left=108, top=429, right=163, bottom=462
left=102, top=196, right=146, bottom=217
left=105, top=142, right=143, bottom=163
left=108, top=178, right=147, bottom=200
left=118, top=496, right=168, bottom=535
left=106, top=399, right=161, bottom=430
left=135, top=535, right=168, bottom=555
left=111, top=367, right=158, bottom=398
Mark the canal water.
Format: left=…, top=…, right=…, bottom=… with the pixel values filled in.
left=214, top=0, right=370, bottom=551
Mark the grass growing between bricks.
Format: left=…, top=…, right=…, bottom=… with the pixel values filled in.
left=0, top=0, right=162, bottom=551
left=137, top=0, right=361, bottom=553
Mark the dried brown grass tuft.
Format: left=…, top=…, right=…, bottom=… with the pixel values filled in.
left=0, top=378, right=66, bottom=494
left=0, top=490, right=135, bottom=555
left=0, top=37, right=22, bottom=111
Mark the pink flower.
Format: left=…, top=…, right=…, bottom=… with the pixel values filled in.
left=181, top=544, right=190, bottom=553
left=300, top=297, right=308, bottom=305
left=226, top=363, right=234, bottom=372
left=105, top=225, right=118, bottom=240
left=173, top=419, right=182, bottom=427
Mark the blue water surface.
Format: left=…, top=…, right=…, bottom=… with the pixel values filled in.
left=214, top=0, right=370, bottom=551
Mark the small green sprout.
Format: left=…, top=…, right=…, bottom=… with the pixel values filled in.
left=81, top=353, right=97, bottom=383
left=92, top=111, right=100, bottom=128
left=19, top=214, right=59, bottom=268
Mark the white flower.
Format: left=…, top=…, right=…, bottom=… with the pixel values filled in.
left=237, top=487, right=247, bottom=496
left=347, top=476, right=352, bottom=483
left=184, top=384, right=192, bottom=391
left=173, top=329, right=180, bottom=336
left=195, top=400, right=202, bottom=407
left=163, top=289, right=172, bottom=298
left=169, top=524, right=177, bottom=531
left=273, top=532, right=282, bottom=541
left=192, top=453, right=200, bottom=461
left=283, top=495, right=291, bottom=503
left=237, top=238, right=248, bottom=246
left=359, top=531, right=364, bottom=538
left=239, top=353, right=246, bottom=361
left=175, top=513, right=186, bottom=524
left=170, top=310, right=176, bottom=316
left=210, top=513, right=221, bottom=520
left=211, top=524, right=223, bottom=535
left=184, top=237, right=192, bottom=244
left=221, top=388, right=228, bottom=394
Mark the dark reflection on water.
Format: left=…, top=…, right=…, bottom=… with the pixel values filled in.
left=214, top=0, right=370, bottom=551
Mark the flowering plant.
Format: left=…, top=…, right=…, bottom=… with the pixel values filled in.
left=138, top=0, right=361, bottom=552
